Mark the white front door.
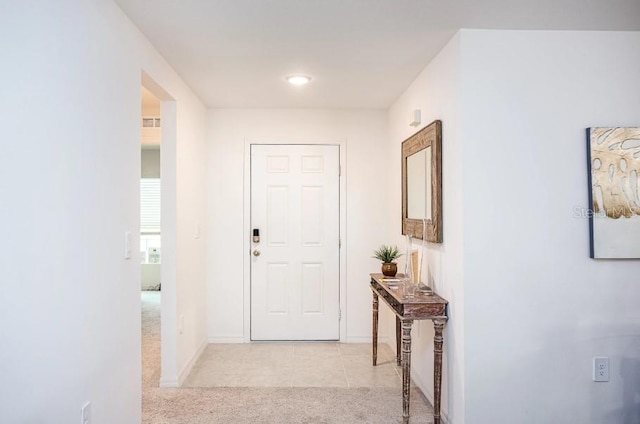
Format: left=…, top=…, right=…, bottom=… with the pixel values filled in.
left=250, top=144, right=340, bottom=340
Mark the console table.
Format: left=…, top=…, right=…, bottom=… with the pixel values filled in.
left=370, top=273, right=448, bottom=424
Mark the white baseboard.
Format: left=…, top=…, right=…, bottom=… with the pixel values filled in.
left=339, top=336, right=391, bottom=344
left=159, top=378, right=179, bottom=388
left=175, top=339, right=207, bottom=386
left=342, top=336, right=371, bottom=343
left=206, top=336, right=393, bottom=345
left=208, top=336, right=246, bottom=344
left=405, top=357, right=450, bottom=424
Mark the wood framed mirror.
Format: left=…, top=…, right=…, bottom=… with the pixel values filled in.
left=401, top=119, right=442, bottom=242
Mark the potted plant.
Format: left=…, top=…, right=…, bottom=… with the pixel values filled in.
left=373, top=245, right=403, bottom=277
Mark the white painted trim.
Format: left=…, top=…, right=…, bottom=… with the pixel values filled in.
left=343, top=336, right=374, bottom=343
left=243, top=142, right=251, bottom=343
left=176, top=338, right=207, bottom=386
left=411, top=368, right=450, bottom=424
left=159, top=378, right=179, bottom=388
left=208, top=336, right=246, bottom=344
left=242, top=138, right=348, bottom=342
left=411, top=367, right=430, bottom=403
left=141, top=71, right=179, bottom=387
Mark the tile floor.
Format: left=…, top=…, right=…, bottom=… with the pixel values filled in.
left=183, top=342, right=405, bottom=388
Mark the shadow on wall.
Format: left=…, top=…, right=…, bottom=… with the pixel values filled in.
left=468, top=319, right=640, bottom=423
left=620, top=357, right=640, bottom=424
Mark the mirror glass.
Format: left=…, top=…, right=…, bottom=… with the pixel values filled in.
left=406, top=146, right=432, bottom=219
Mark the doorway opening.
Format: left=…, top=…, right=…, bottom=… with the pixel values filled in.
left=141, top=86, right=162, bottom=291
left=140, top=71, right=179, bottom=389
left=140, top=85, right=162, bottom=388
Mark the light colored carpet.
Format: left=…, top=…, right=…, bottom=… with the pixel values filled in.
left=141, top=292, right=434, bottom=423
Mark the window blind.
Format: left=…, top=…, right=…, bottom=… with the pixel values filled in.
left=140, top=178, right=161, bottom=234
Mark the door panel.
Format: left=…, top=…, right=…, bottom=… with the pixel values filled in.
left=267, top=186, right=289, bottom=245
left=301, top=186, right=323, bottom=245
left=301, top=263, right=323, bottom=314
left=266, top=263, right=289, bottom=314
left=251, top=144, right=340, bottom=341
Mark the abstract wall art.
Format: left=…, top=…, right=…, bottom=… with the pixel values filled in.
left=587, top=127, right=640, bottom=258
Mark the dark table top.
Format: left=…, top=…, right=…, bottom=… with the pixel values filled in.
left=370, top=273, right=448, bottom=319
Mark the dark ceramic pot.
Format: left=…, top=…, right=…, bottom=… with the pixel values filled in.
left=381, top=262, right=397, bottom=277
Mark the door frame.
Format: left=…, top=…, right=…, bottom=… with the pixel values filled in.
left=141, top=72, right=179, bottom=386
left=242, top=139, right=347, bottom=342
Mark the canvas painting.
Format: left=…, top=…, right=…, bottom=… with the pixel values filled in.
left=587, top=127, right=640, bottom=258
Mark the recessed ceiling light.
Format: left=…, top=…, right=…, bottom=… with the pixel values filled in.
left=286, top=75, right=312, bottom=86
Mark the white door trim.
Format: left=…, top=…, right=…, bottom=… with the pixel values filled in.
left=141, top=71, right=179, bottom=386
left=242, top=138, right=347, bottom=343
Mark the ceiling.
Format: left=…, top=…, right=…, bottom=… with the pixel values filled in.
left=141, top=86, right=160, bottom=116
left=114, top=0, right=640, bottom=109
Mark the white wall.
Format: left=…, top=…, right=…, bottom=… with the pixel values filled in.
left=141, top=148, right=161, bottom=178
left=387, top=33, right=465, bottom=423
left=387, top=29, right=640, bottom=423
left=206, top=109, right=390, bottom=342
left=0, top=0, right=207, bottom=422
left=460, top=30, right=640, bottom=424
left=173, top=92, right=208, bottom=384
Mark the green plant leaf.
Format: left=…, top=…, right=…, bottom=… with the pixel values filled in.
left=372, top=244, right=403, bottom=263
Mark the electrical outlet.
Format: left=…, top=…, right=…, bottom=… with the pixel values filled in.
left=81, top=402, right=91, bottom=424
left=593, top=357, right=609, bottom=382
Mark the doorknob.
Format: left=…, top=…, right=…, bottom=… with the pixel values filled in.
left=253, top=250, right=261, bottom=257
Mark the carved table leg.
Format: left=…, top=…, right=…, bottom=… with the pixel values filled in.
left=372, top=292, right=379, bottom=366
left=402, top=320, right=413, bottom=424
left=433, top=319, right=446, bottom=424
left=396, top=316, right=401, bottom=366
